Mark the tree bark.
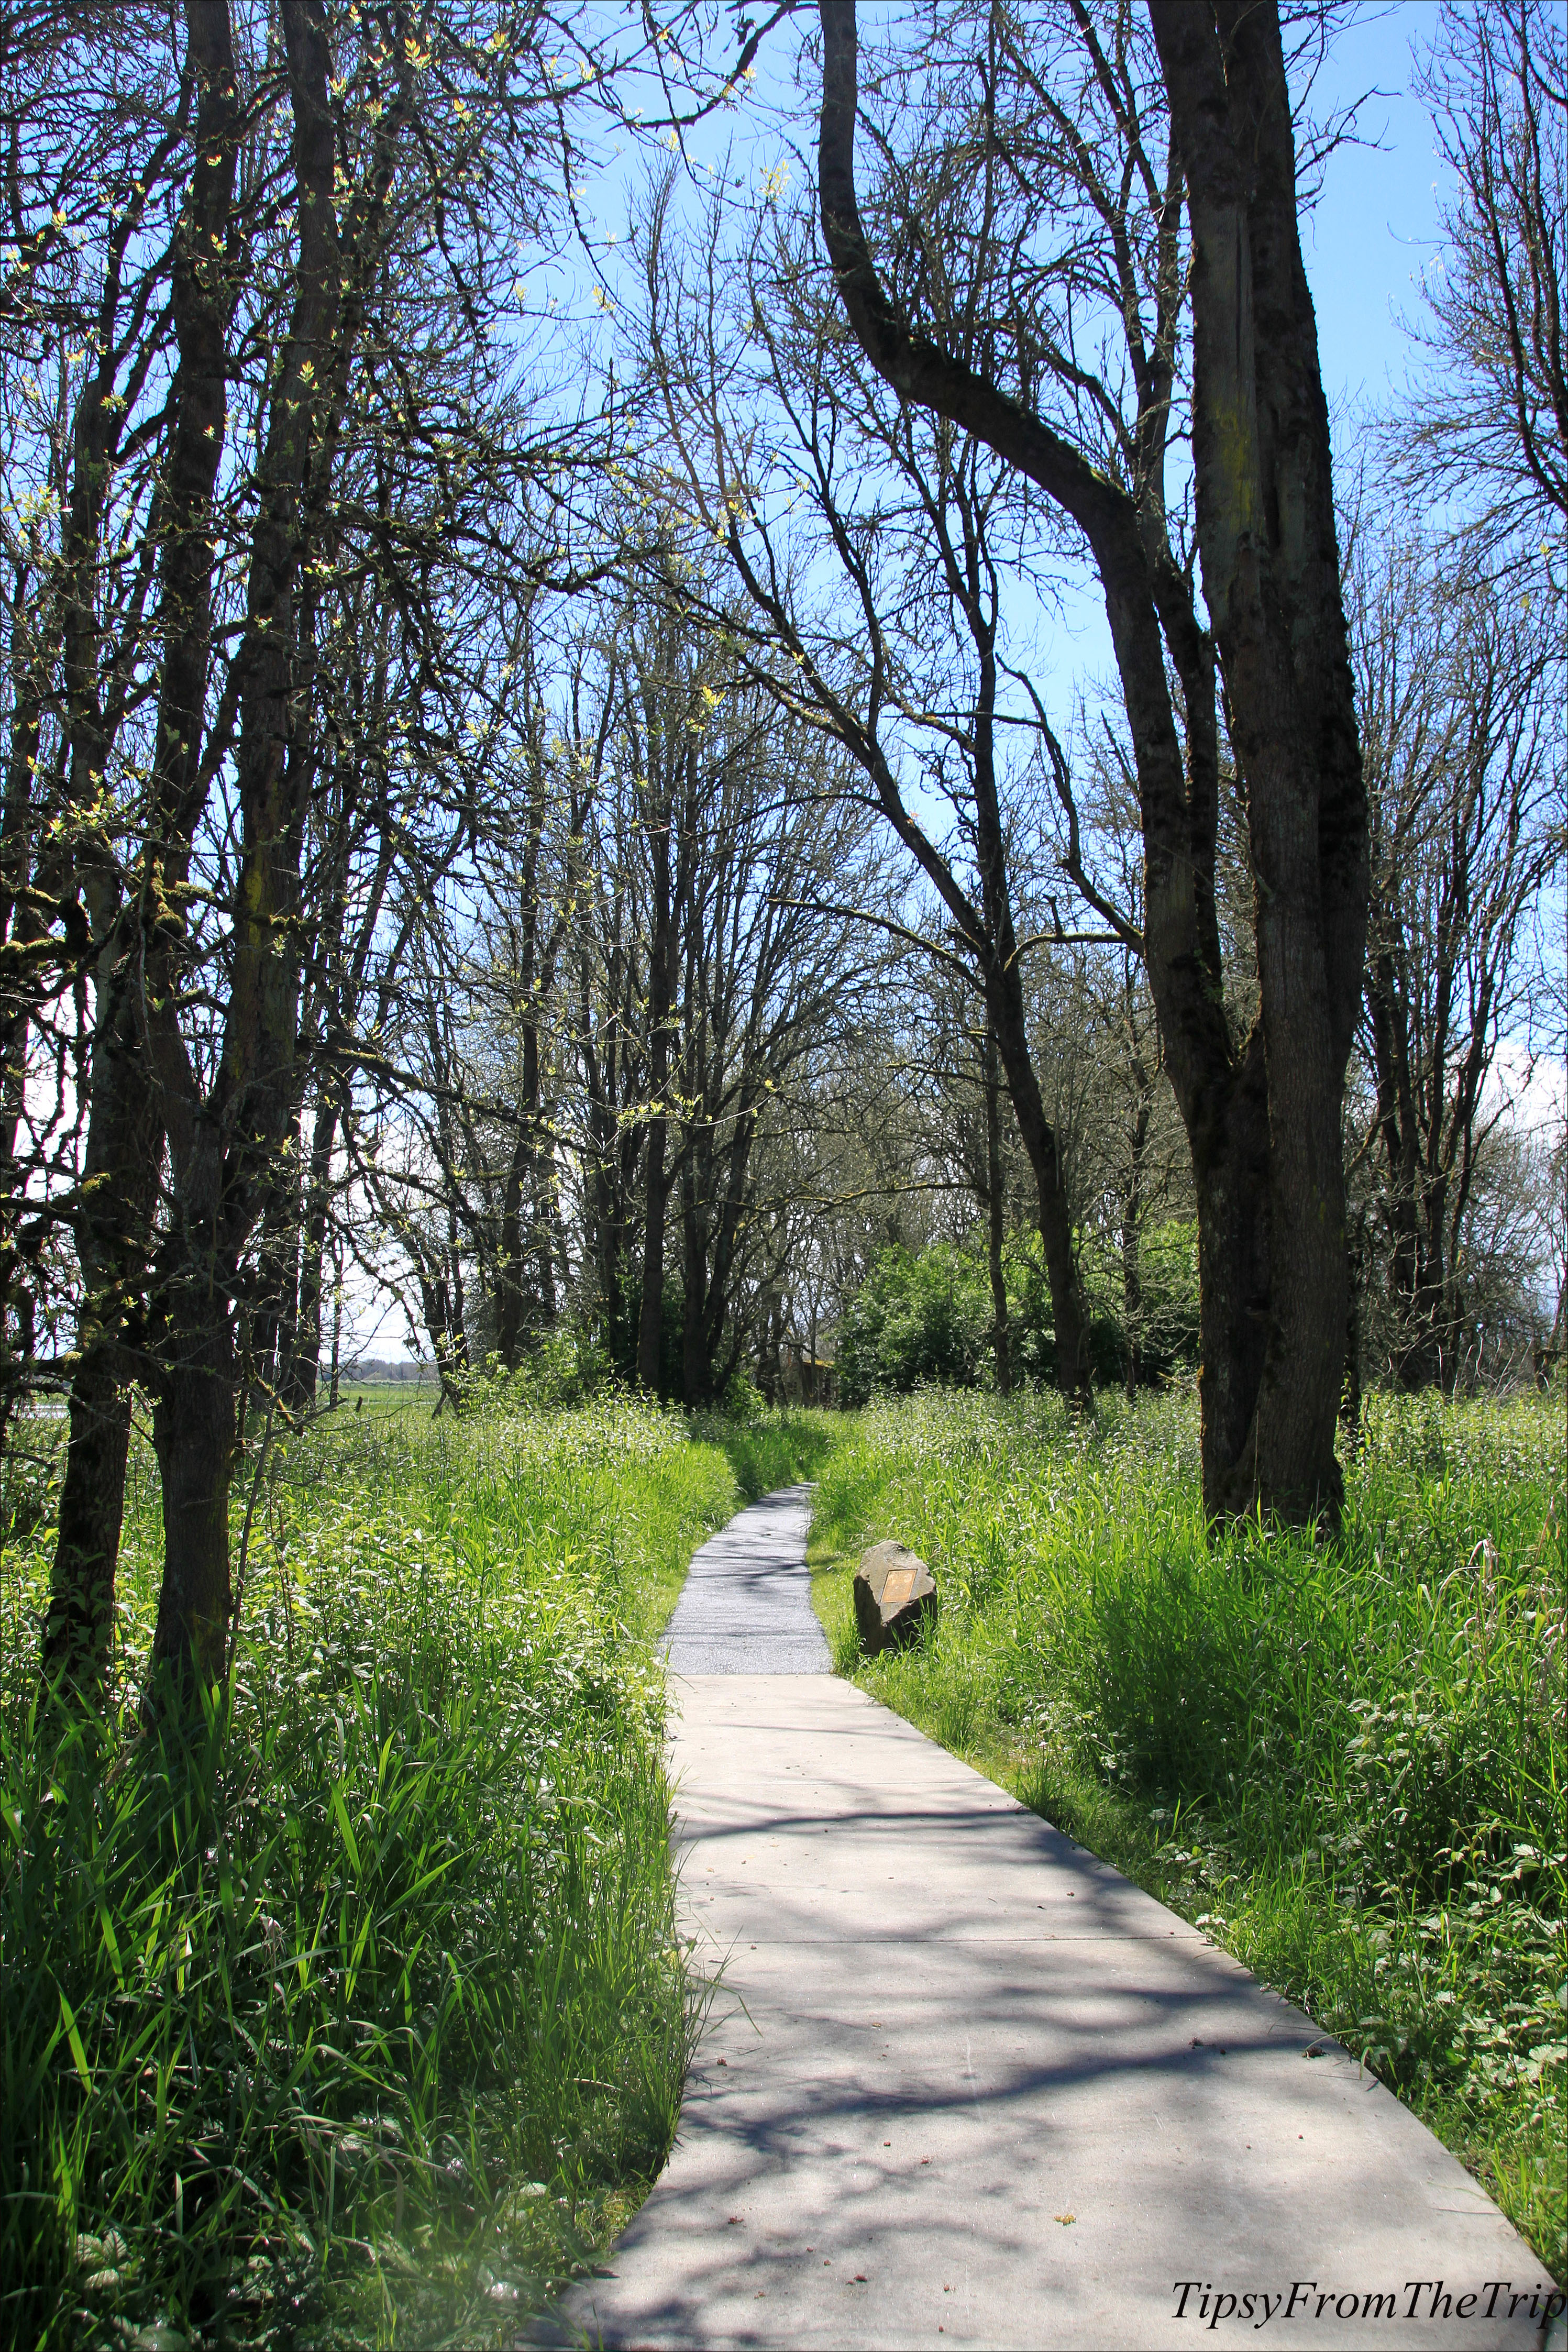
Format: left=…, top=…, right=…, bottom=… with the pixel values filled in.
left=283, top=1086, right=339, bottom=1412
left=495, top=782, right=554, bottom=1369
left=1149, top=0, right=1366, bottom=1518
left=982, top=952, right=1084, bottom=1402
left=147, top=0, right=356, bottom=1695
left=636, top=741, right=682, bottom=1392
left=638, top=1103, right=670, bottom=1390
left=1120, top=1152, right=1147, bottom=1400
left=147, top=1297, right=236, bottom=1703
left=680, top=1155, right=709, bottom=1407
left=46, top=1367, right=134, bottom=1690
left=41, top=992, right=162, bottom=1688
left=983, top=1024, right=1012, bottom=1396
left=971, top=644, right=1088, bottom=1403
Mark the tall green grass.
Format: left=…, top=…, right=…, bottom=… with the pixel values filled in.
left=0, top=1393, right=830, bottom=2349
left=695, top=1408, right=840, bottom=1511
left=811, top=1385, right=1567, bottom=2279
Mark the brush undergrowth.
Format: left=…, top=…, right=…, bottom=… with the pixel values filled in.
left=0, top=1392, right=830, bottom=2351
left=810, top=1384, right=1567, bottom=2280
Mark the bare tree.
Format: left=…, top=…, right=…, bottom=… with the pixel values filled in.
left=1400, top=0, right=1567, bottom=567
left=35, top=0, right=646, bottom=1703
left=642, top=179, right=1105, bottom=1404
left=668, top=679, right=877, bottom=1404
left=351, top=566, right=881, bottom=1410
left=810, top=0, right=1367, bottom=1521
left=1350, top=522, right=1561, bottom=1386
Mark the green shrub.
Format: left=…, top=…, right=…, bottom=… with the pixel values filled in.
left=835, top=1243, right=993, bottom=1403
left=834, top=1224, right=1199, bottom=1405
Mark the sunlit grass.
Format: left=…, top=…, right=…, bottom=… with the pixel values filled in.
left=810, top=1383, right=1567, bottom=2281
left=0, top=1391, right=830, bottom=2349
left=7, top=1374, right=1561, bottom=2336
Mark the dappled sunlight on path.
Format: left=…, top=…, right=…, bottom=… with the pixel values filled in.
left=536, top=1497, right=1551, bottom=2350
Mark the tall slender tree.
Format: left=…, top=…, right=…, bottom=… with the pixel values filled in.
left=812, top=0, right=1367, bottom=1520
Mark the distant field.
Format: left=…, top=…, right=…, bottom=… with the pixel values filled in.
left=808, top=1385, right=1567, bottom=2283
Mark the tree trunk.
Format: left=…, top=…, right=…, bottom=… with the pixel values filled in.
left=970, top=644, right=1089, bottom=1406
left=680, top=1157, right=708, bottom=1408
left=1150, top=1, right=1367, bottom=1521
left=249, top=1155, right=300, bottom=1412
left=283, top=1087, right=338, bottom=1412
left=1189, top=1036, right=1272, bottom=1487
left=985, top=963, right=1084, bottom=1402
left=637, top=804, right=676, bottom=1390
left=496, top=1120, right=532, bottom=1372
left=44, top=1366, right=134, bottom=1692
left=496, top=902, right=548, bottom=1366
left=536, top=1139, right=558, bottom=1326
left=148, top=1295, right=235, bottom=1700
left=1119, top=1001, right=1154, bottom=1398
left=0, top=567, right=51, bottom=1442
left=983, top=1025, right=1012, bottom=1396
left=44, top=976, right=162, bottom=1691
left=48, top=0, right=242, bottom=1695
left=638, top=1103, right=669, bottom=1391
left=143, top=0, right=361, bottom=1699
left=1341, top=1205, right=1365, bottom=1432
left=1120, top=1207, right=1141, bottom=1400
left=329, top=1249, right=342, bottom=1408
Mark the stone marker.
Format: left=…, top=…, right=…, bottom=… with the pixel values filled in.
left=853, top=1539, right=936, bottom=1654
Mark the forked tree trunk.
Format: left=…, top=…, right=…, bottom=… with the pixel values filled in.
left=816, top=0, right=1365, bottom=1521
left=47, top=0, right=240, bottom=1693
left=1151, top=0, right=1366, bottom=1519
left=142, top=0, right=372, bottom=1703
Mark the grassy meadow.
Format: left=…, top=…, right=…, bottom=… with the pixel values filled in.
left=3, top=1377, right=1562, bottom=2348
left=0, top=1392, right=832, bottom=2350
left=809, top=1385, right=1567, bottom=2280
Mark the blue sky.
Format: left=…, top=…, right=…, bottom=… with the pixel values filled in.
left=1301, top=3, right=1448, bottom=426
left=579, top=5, right=1455, bottom=485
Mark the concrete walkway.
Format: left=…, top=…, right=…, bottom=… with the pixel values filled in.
left=543, top=1495, right=1554, bottom=2350
left=660, top=1486, right=828, bottom=1676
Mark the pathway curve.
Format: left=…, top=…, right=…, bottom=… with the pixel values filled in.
left=542, top=1493, right=1551, bottom=2350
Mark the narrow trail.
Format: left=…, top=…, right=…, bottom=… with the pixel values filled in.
left=540, top=1492, right=1547, bottom=2350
